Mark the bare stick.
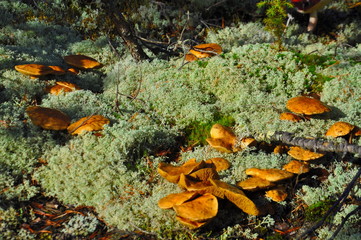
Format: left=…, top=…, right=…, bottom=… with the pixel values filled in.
left=296, top=167, right=361, bottom=240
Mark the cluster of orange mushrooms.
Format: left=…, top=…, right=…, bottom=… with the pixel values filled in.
left=15, top=54, right=102, bottom=95
left=159, top=95, right=361, bottom=229
left=184, top=43, right=222, bottom=62
left=15, top=55, right=110, bottom=134
left=157, top=157, right=261, bottom=229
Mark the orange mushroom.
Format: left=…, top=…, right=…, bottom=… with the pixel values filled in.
left=26, top=106, right=71, bottom=130
left=15, top=64, right=54, bottom=78
left=46, top=81, right=81, bottom=95
left=286, top=96, right=330, bottom=117
left=67, top=115, right=110, bottom=135
left=288, top=146, right=324, bottom=161
left=63, top=54, right=103, bottom=69
left=185, top=43, right=222, bottom=62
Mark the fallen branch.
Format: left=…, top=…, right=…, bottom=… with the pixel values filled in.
left=270, top=131, right=361, bottom=155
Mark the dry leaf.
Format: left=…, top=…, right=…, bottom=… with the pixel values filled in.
left=67, top=115, right=110, bottom=135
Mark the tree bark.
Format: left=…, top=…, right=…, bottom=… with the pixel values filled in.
left=105, top=7, right=149, bottom=61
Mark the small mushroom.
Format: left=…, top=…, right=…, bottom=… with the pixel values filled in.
left=245, top=168, right=294, bottom=182
left=282, top=160, right=310, bottom=174
left=288, top=146, right=324, bottom=161
left=207, top=124, right=238, bottom=153
left=237, top=177, right=275, bottom=191
left=325, top=121, right=355, bottom=138
left=46, top=81, right=81, bottom=95
left=279, top=112, right=302, bottom=122
left=290, top=0, right=332, bottom=32
left=185, top=43, right=222, bottom=62
left=15, top=64, right=54, bottom=78
left=63, top=54, right=103, bottom=69
left=67, top=115, right=110, bottom=135
left=286, top=96, right=330, bottom=118
left=26, top=106, right=71, bottom=130
left=265, top=187, right=288, bottom=202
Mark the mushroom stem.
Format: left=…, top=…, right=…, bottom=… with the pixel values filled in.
left=307, top=11, right=318, bottom=32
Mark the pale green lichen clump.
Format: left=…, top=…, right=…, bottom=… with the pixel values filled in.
left=1, top=0, right=361, bottom=238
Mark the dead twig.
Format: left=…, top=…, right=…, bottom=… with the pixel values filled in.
left=296, top=167, right=361, bottom=240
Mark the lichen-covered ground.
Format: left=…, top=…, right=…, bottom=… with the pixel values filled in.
left=1, top=1, right=361, bottom=239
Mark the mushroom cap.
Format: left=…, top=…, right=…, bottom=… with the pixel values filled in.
left=46, top=81, right=81, bottom=95
left=189, top=43, right=222, bottom=59
left=279, top=112, right=302, bottom=122
left=175, top=215, right=209, bottom=229
left=205, top=157, right=231, bottom=172
left=206, top=138, right=233, bottom=153
left=282, top=160, right=310, bottom=174
left=286, top=96, right=330, bottom=115
left=26, top=106, right=71, bottom=130
left=67, top=68, right=79, bottom=75
left=48, top=65, right=66, bottom=75
left=240, top=137, right=258, bottom=149
left=288, top=146, right=324, bottom=161
left=265, top=187, right=288, bottom=202
left=210, top=179, right=261, bottom=216
left=188, top=168, right=220, bottom=182
left=237, top=177, right=275, bottom=191
left=63, top=54, right=103, bottom=69
left=185, top=53, right=199, bottom=62
left=15, top=64, right=54, bottom=77
left=210, top=124, right=236, bottom=144
left=157, top=159, right=206, bottom=184
left=67, top=115, right=110, bottom=135
left=245, top=168, right=294, bottom=182
left=291, top=0, right=332, bottom=14
left=325, top=121, right=355, bottom=138
left=158, top=191, right=199, bottom=209
left=173, top=193, right=218, bottom=222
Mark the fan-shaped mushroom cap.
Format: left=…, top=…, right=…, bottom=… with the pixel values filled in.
left=175, top=215, right=208, bottom=229
left=26, top=106, right=71, bottom=130
left=63, top=54, right=103, bottom=69
left=158, top=191, right=199, bottom=209
left=67, top=115, right=110, bottom=135
left=185, top=53, right=199, bottom=62
left=189, top=168, right=219, bottom=182
left=207, top=124, right=237, bottom=152
left=237, top=177, right=275, bottom=191
left=325, top=121, right=355, bottom=138
left=210, top=124, right=236, bottom=145
left=173, top=193, right=218, bottom=222
left=15, top=64, right=54, bottom=77
left=158, top=159, right=206, bottom=184
left=205, top=157, right=231, bottom=172
left=188, top=43, right=222, bottom=59
left=210, top=179, right=261, bottom=216
left=279, top=112, right=302, bottom=122
left=265, top=187, right=288, bottom=202
left=67, top=68, right=79, bottom=75
left=206, top=138, right=233, bottom=153
left=273, top=145, right=289, bottom=154
left=245, top=168, right=294, bottom=182
left=178, top=173, right=214, bottom=192
left=240, top=137, right=258, bottom=149
left=286, top=96, right=330, bottom=115
left=46, top=81, right=81, bottom=95
left=282, top=160, right=310, bottom=174
left=288, top=146, right=324, bottom=161
left=48, top=65, right=66, bottom=75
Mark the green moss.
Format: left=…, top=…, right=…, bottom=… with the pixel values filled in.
left=184, top=114, right=235, bottom=146
left=305, top=199, right=335, bottom=223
